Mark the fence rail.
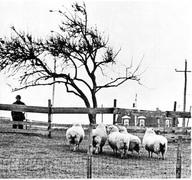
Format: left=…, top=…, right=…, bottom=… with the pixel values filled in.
left=0, top=102, right=191, bottom=117
left=0, top=103, right=114, bottom=114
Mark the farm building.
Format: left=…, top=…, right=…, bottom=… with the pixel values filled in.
left=116, top=108, right=179, bottom=127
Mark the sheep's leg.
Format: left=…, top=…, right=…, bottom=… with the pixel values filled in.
left=69, top=144, right=73, bottom=151
left=113, top=148, right=118, bottom=157
left=148, top=151, right=151, bottom=158
left=77, top=144, right=80, bottom=151
left=131, top=150, right=134, bottom=156
left=92, top=147, right=96, bottom=154
left=120, top=150, right=124, bottom=158
left=73, top=144, right=78, bottom=151
left=100, top=146, right=103, bottom=153
left=162, top=152, right=165, bottom=160
left=113, top=148, right=117, bottom=155
left=138, top=151, right=141, bottom=157
left=137, top=150, right=140, bottom=156
left=73, top=145, right=76, bottom=151
left=113, top=149, right=115, bottom=154
left=95, top=145, right=99, bottom=154
left=98, top=146, right=101, bottom=154
left=123, top=149, right=126, bottom=157
left=94, top=147, right=97, bottom=154
left=124, top=149, right=127, bottom=158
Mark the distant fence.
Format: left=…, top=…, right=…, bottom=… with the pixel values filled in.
left=0, top=140, right=191, bottom=179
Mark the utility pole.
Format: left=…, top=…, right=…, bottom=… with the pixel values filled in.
left=133, top=93, right=137, bottom=108
left=175, top=59, right=191, bottom=127
left=113, top=99, right=117, bottom=125
left=51, top=58, right=57, bottom=123
left=52, top=58, right=57, bottom=106
left=133, top=94, right=138, bottom=126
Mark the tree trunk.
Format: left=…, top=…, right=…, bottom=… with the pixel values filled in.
left=88, top=113, right=96, bottom=124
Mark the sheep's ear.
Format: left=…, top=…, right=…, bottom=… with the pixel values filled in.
left=105, top=125, right=109, bottom=131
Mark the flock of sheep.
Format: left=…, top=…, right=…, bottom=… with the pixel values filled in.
left=66, top=123, right=168, bottom=159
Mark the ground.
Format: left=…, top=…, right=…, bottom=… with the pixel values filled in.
left=0, top=127, right=191, bottom=178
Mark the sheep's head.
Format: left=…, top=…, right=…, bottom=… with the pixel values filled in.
left=118, top=126, right=127, bottom=133
left=145, top=127, right=156, bottom=135
left=97, top=123, right=106, bottom=130
left=106, top=125, right=119, bottom=134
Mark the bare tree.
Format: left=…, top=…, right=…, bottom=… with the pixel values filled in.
left=0, top=3, right=142, bottom=123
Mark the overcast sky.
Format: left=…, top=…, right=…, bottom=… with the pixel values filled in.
left=0, top=0, right=192, bottom=125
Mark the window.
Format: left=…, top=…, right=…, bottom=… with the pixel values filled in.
left=166, top=119, right=170, bottom=127
left=124, top=119, right=129, bottom=126
left=140, top=119, right=145, bottom=127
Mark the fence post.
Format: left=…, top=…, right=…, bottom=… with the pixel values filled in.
left=176, top=136, right=182, bottom=178
left=87, top=121, right=93, bottom=178
left=173, top=101, right=177, bottom=127
left=48, top=99, right=52, bottom=138
left=113, top=99, right=117, bottom=124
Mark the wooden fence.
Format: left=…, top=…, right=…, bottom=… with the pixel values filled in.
left=0, top=99, right=191, bottom=138
left=0, top=99, right=191, bottom=178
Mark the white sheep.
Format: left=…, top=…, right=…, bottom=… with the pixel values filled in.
left=107, top=125, right=130, bottom=158
left=66, top=123, right=85, bottom=151
left=118, top=126, right=141, bottom=155
left=92, top=123, right=108, bottom=154
left=143, top=127, right=168, bottom=159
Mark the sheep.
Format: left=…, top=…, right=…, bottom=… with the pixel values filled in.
left=66, top=123, right=85, bottom=151
left=118, top=126, right=141, bottom=155
left=107, top=125, right=130, bottom=158
left=143, top=127, right=168, bottom=159
left=92, top=123, right=108, bottom=154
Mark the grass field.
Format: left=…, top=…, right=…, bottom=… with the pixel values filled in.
left=0, top=127, right=191, bottom=178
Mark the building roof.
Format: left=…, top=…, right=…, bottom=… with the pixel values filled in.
left=138, top=116, right=146, bottom=119
left=122, top=115, right=131, bottom=119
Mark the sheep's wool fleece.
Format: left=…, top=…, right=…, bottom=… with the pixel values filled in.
left=66, top=124, right=85, bottom=142
left=92, top=124, right=108, bottom=149
left=108, top=131, right=130, bottom=149
left=93, top=124, right=107, bottom=136
left=119, top=126, right=141, bottom=143
left=143, top=128, right=167, bottom=150
left=93, top=124, right=107, bottom=140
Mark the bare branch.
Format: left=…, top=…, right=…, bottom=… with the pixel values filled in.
left=0, top=2, right=143, bottom=123
left=96, top=74, right=140, bottom=92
